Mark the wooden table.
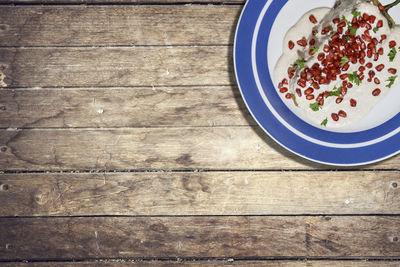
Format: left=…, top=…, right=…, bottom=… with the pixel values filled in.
left=0, top=0, right=399, bottom=265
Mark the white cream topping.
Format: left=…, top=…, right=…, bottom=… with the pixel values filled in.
left=274, top=0, right=400, bottom=128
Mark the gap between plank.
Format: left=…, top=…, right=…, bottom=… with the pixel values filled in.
left=0, top=2, right=244, bottom=6
left=1, top=168, right=399, bottom=173
left=1, top=257, right=400, bottom=263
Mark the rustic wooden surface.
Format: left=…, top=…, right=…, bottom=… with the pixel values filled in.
left=0, top=1, right=399, bottom=266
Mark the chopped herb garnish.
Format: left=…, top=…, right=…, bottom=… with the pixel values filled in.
left=349, top=26, right=357, bottom=35
left=373, top=27, right=379, bottom=33
left=310, top=102, right=321, bottom=111
left=321, top=118, right=328, bottom=126
left=311, top=47, right=319, bottom=54
left=348, top=72, right=361, bottom=86
left=386, top=75, right=398, bottom=88
left=345, top=36, right=351, bottom=41
left=295, top=59, right=307, bottom=69
left=342, top=15, right=357, bottom=35
left=388, top=47, right=397, bottom=62
left=294, top=74, right=300, bottom=78
left=351, top=10, right=361, bottom=18
left=340, top=55, right=349, bottom=67
left=342, top=16, right=350, bottom=26
left=328, top=86, right=342, bottom=97
left=329, top=26, right=334, bottom=35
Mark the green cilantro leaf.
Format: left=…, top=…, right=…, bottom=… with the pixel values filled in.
left=388, top=47, right=397, bottom=62
left=310, top=102, right=321, bottom=111
left=373, top=27, right=379, bottom=33
left=351, top=10, right=361, bottom=18
left=329, top=26, right=334, bottom=35
left=311, top=47, right=319, bottom=54
left=328, top=86, right=342, bottom=97
left=295, top=59, right=307, bottom=69
left=386, top=75, right=398, bottom=88
left=321, top=118, right=328, bottom=126
left=342, top=16, right=350, bottom=26
left=349, top=26, right=357, bottom=35
left=345, top=36, right=351, bottom=41
left=348, top=72, right=361, bottom=86
left=340, top=55, right=349, bottom=67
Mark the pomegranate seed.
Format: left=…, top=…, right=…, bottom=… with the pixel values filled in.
left=372, top=88, right=381, bottom=96
left=342, top=63, right=350, bottom=71
left=321, top=26, right=330, bottom=35
left=297, top=38, right=307, bottom=47
left=288, top=40, right=295, bottom=50
left=389, top=40, right=397, bottom=48
left=387, top=68, right=397, bottom=74
left=285, top=93, right=292, bottom=99
left=312, top=82, right=320, bottom=89
left=323, top=45, right=330, bottom=52
left=350, top=98, right=357, bottom=107
left=362, top=13, right=369, bottom=20
left=369, top=15, right=376, bottom=24
left=288, top=69, right=294, bottom=79
left=374, top=77, right=380, bottom=84
left=296, top=88, right=302, bottom=97
left=378, top=5, right=385, bottom=11
left=280, top=87, right=288, bottom=93
left=312, top=30, right=317, bottom=36
left=282, top=78, right=288, bottom=85
left=318, top=53, right=325, bottom=61
left=367, top=49, right=373, bottom=58
left=368, top=70, right=375, bottom=78
left=309, top=15, right=318, bottom=24
left=331, top=113, right=339, bottom=121
left=318, top=98, right=324, bottom=106
left=347, top=83, right=353, bottom=88
left=338, top=110, right=347, bottom=118
left=304, top=87, right=314, bottom=95
left=331, top=33, right=339, bottom=40
left=333, top=18, right=340, bottom=24
left=359, top=66, right=366, bottom=72
left=340, top=73, right=348, bottom=80
left=375, top=64, right=384, bottom=71
left=365, top=23, right=372, bottom=30
left=366, top=62, right=373, bottom=68
left=306, top=94, right=315, bottom=100
left=297, top=79, right=306, bottom=88
left=378, top=47, right=384, bottom=55
left=337, top=27, right=343, bottom=34
left=340, top=87, right=347, bottom=96
left=374, top=53, right=379, bottom=61
left=336, top=97, right=343, bottom=104
left=362, top=34, right=372, bottom=42
left=309, top=39, right=316, bottom=46
left=361, top=42, right=366, bottom=50
left=359, top=58, right=365, bottom=64
left=381, top=34, right=387, bottom=42
left=342, top=81, right=348, bottom=87
left=338, top=21, right=346, bottom=28
left=376, top=20, right=383, bottom=28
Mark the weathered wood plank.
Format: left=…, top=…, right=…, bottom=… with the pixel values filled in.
left=0, top=87, right=252, bottom=128
left=0, top=216, right=399, bottom=260
left=1, top=128, right=399, bottom=170
left=0, top=47, right=231, bottom=88
left=1, top=0, right=245, bottom=3
left=4, top=261, right=400, bottom=266
left=0, top=6, right=240, bottom=46
left=0, top=172, right=399, bottom=216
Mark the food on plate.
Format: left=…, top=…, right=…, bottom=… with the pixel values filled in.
left=273, top=0, right=400, bottom=127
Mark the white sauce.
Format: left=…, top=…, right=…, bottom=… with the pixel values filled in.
left=274, top=0, right=400, bottom=128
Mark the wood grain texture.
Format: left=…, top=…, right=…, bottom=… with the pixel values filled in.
left=4, top=261, right=400, bottom=266
left=1, top=0, right=244, bottom=3
left=0, top=171, right=399, bottom=216
left=2, top=128, right=400, bottom=170
left=0, top=47, right=232, bottom=88
left=0, top=216, right=399, bottom=260
left=0, top=6, right=240, bottom=46
left=0, top=87, right=252, bottom=128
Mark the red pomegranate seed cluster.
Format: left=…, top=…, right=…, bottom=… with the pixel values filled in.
left=280, top=11, right=399, bottom=124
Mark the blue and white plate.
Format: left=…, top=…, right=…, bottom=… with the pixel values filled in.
left=234, top=0, right=400, bottom=166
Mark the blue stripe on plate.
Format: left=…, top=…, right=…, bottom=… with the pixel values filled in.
left=234, top=0, right=400, bottom=165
